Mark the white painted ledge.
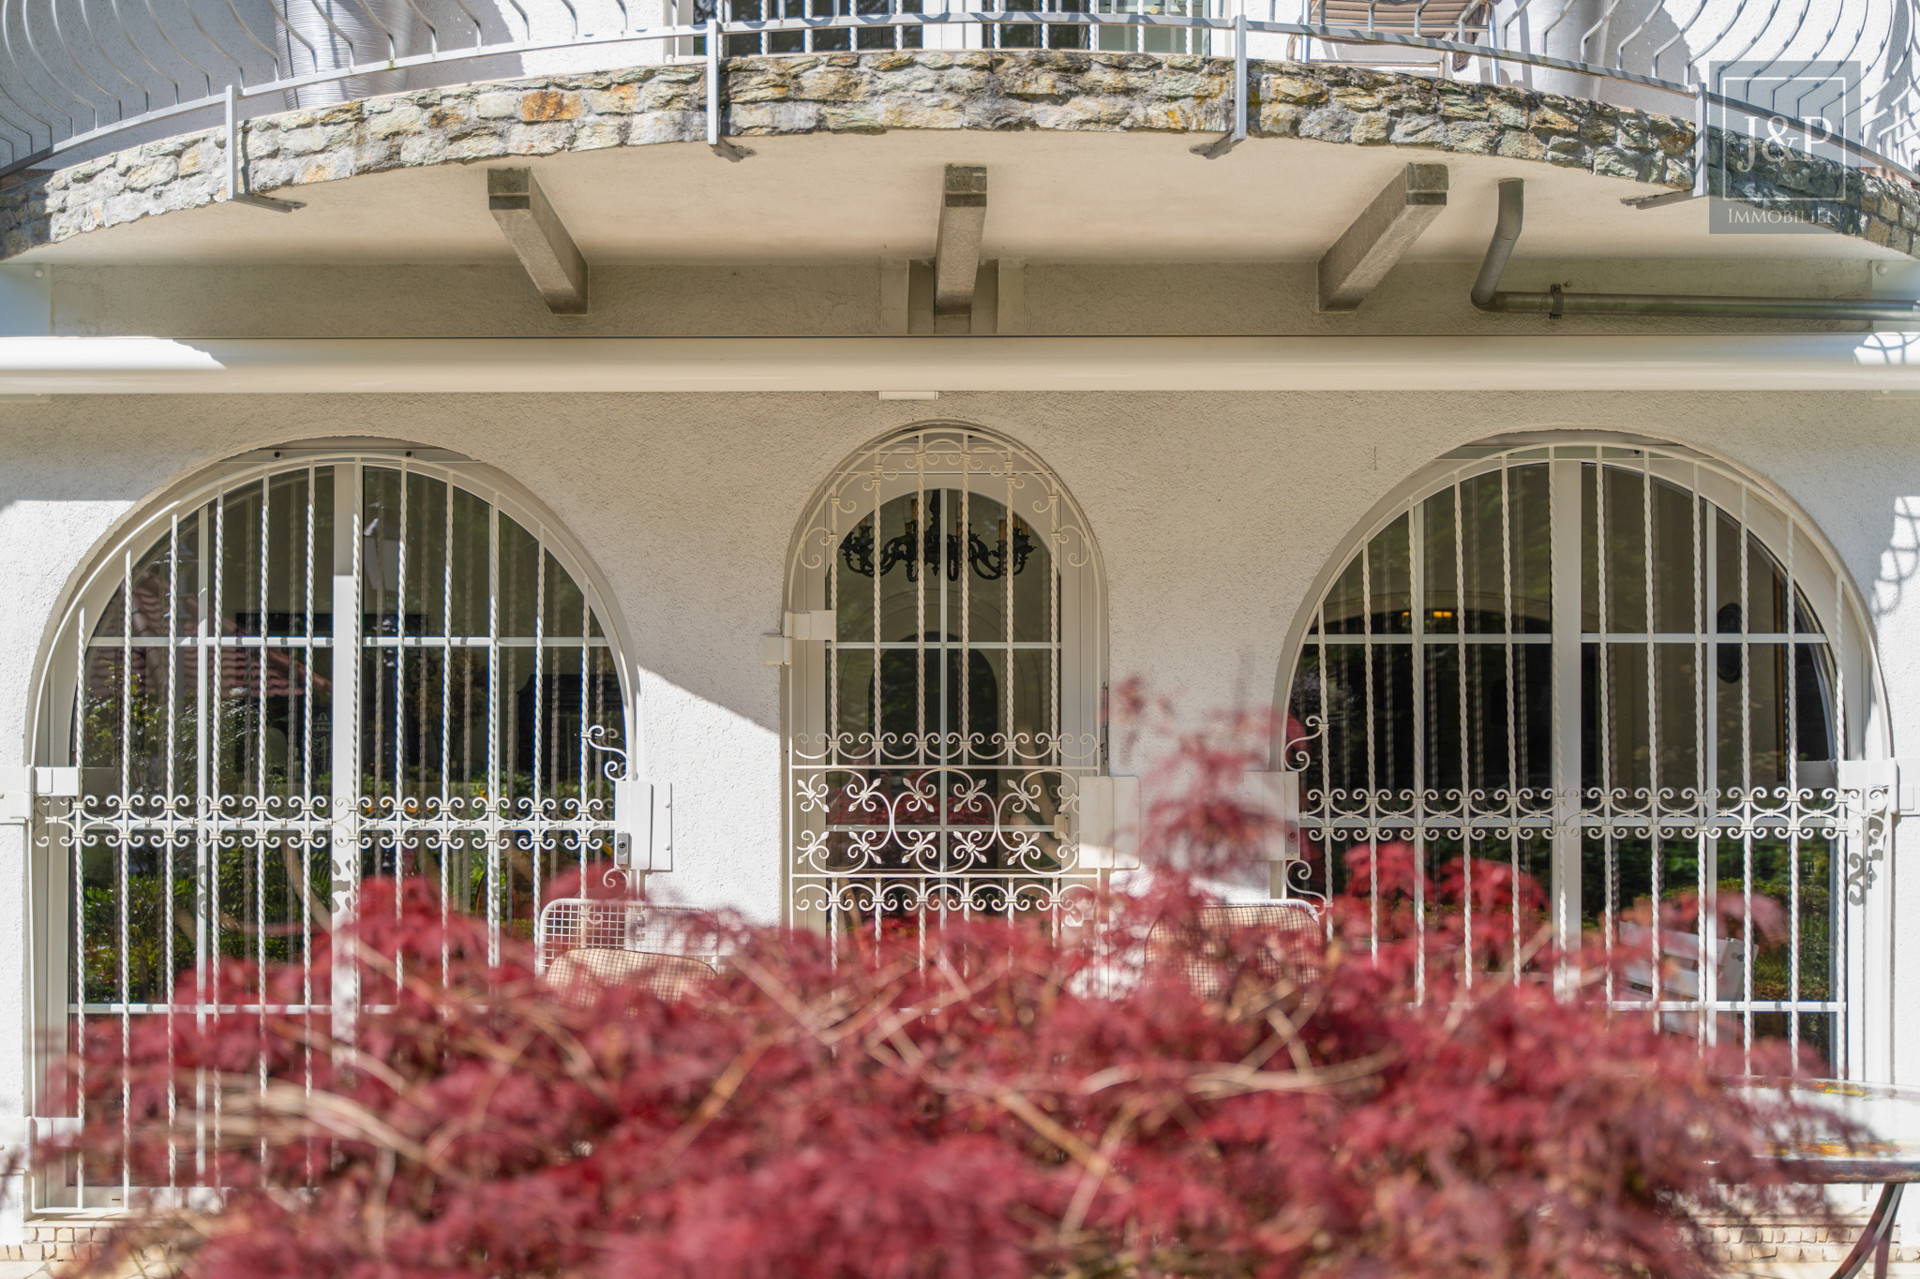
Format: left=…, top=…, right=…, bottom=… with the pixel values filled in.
left=7, top=334, right=1920, bottom=393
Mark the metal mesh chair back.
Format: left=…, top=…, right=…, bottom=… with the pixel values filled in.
left=1148, top=902, right=1324, bottom=998
left=544, top=947, right=718, bottom=1002
left=536, top=897, right=724, bottom=1001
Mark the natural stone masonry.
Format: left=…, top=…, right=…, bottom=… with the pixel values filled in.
left=1, top=1217, right=1910, bottom=1268
left=0, top=1219, right=112, bottom=1264
left=1, top=50, right=1916, bottom=259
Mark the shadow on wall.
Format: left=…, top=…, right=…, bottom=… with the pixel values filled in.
left=1871, top=495, right=1920, bottom=623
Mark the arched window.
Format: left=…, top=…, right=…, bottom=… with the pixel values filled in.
left=784, top=425, right=1106, bottom=936
left=31, top=448, right=626, bottom=1154
left=1282, top=438, right=1879, bottom=1069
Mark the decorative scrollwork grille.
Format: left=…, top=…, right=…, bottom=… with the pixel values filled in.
left=1283, top=439, right=1879, bottom=1075
left=30, top=450, right=625, bottom=1207
left=784, top=426, right=1105, bottom=940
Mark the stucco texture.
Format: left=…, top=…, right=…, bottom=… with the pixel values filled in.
left=6, top=390, right=1920, bottom=1190
left=5, top=388, right=1920, bottom=1247
left=0, top=390, right=1913, bottom=901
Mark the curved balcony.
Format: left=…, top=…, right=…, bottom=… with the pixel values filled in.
left=0, top=0, right=1913, bottom=181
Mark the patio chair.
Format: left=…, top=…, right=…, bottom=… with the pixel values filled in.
left=1149, top=900, right=1325, bottom=997
left=1617, top=920, right=1745, bottom=1031
left=544, top=946, right=718, bottom=1002
left=535, top=896, right=722, bottom=1001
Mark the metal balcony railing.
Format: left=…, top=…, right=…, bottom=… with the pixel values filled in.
left=0, top=0, right=1914, bottom=181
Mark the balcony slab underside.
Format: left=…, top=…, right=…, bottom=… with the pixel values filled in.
left=0, top=53, right=1912, bottom=271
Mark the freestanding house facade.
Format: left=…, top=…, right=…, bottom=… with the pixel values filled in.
left=1, top=0, right=1920, bottom=1263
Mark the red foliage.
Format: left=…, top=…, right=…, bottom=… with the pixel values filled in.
left=42, top=700, right=1845, bottom=1279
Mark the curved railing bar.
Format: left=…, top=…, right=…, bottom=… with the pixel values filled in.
left=181, top=1, right=255, bottom=91
left=1850, top=11, right=1907, bottom=164
left=0, top=108, right=33, bottom=165
left=1496, top=0, right=1533, bottom=60
left=294, top=0, right=365, bottom=68
left=74, top=0, right=144, bottom=108
left=140, top=0, right=215, bottom=97
left=439, top=0, right=486, bottom=50
left=1717, top=0, right=1782, bottom=78
left=1878, top=47, right=1920, bottom=147
left=1, top=4, right=1916, bottom=187
left=59, top=1, right=132, bottom=130
left=1530, top=0, right=1583, bottom=57
left=1577, top=0, right=1630, bottom=69
left=1825, top=0, right=1877, bottom=71
left=0, top=33, right=42, bottom=161
left=1, top=11, right=78, bottom=154
left=1640, top=0, right=1697, bottom=81
left=1852, top=25, right=1905, bottom=161
left=217, top=0, right=288, bottom=80
left=1674, top=0, right=1748, bottom=96
left=1613, top=0, right=1681, bottom=68
left=261, top=0, right=321, bottom=76
left=0, top=4, right=56, bottom=144
left=498, top=0, right=532, bottom=43
left=1744, top=0, right=1873, bottom=165
left=108, top=0, right=179, bottom=108
left=21, top=1, right=95, bottom=123
left=342, top=0, right=401, bottom=61
left=391, top=0, right=442, bottom=57
left=1737, top=0, right=1822, bottom=120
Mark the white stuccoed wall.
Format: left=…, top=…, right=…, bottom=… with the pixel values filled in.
left=5, top=386, right=1920, bottom=1230
left=0, top=388, right=1913, bottom=900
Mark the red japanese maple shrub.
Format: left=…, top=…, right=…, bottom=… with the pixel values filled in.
left=42, top=697, right=1843, bottom=1279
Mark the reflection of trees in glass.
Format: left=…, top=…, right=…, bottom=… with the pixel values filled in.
left=1738, top=837, right=1833, bottom=1004
left=1578, top=833, right=1831, bottom=996
left=83, top=668, right=328, bottom=804
left=68, top=463, right=625, bottom=1009
left=78, top=833, right=334, bottom=1006
left=1288, top=452, right=1845, bottom=1054
left=81, top=872, right=190, bottom=1006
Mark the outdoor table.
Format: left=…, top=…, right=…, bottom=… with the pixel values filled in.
left=1769, top=1083, right=1920, bottom=1279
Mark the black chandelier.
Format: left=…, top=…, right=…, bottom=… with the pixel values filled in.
left=840, top=492, right=1036, bottom=582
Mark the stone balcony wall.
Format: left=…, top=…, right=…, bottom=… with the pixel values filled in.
left=0, top=50, right=1914, bottom=259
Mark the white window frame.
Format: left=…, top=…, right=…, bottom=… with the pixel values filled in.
left=22, top=442, right=635, bottom=1209
left=1276, top=435, right=1889, bottom=1077
left=782, top=423, right=1109, bottom=938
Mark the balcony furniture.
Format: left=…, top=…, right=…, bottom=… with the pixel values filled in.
left=1617, top=920, right=1746, bottom=1033
left=535, top=897, right=720, bottom=1001
left=1148, top=900, right=1324, bottom=997
left=1774, top=1082, right=1920, bottom=1279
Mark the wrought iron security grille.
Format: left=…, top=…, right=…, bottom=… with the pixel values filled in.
left=784, top=426, right=1105, bottom=939
left=30, top=450, right=625, bottom=1207
left=706, top=0, right=928, bottom=54
left=702, top=0, right=1210, bottom=67
left=1283, top=440, right=1879, bottom=1074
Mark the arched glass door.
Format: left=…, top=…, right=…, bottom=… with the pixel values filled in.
left=32, top=451, right=626, bottom=1206
left=785, top=427, right=1105, bottom=938
left=1283, top=440, right=1875, bottom=1072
